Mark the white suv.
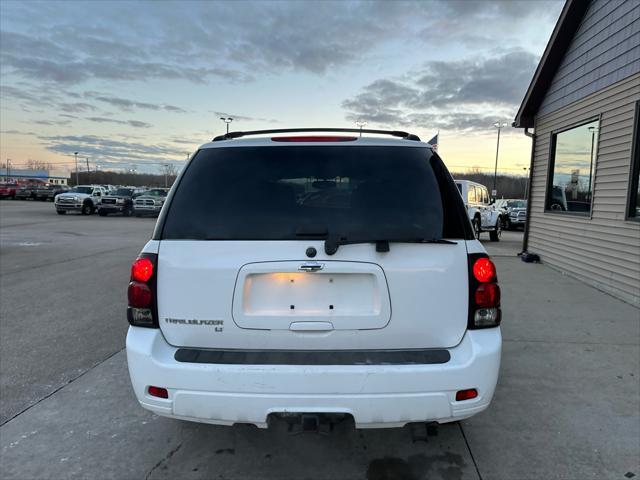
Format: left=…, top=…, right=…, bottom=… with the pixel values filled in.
left=126, top=129, right=502, bottom=429
left=455, top=180, right=502, bottom=241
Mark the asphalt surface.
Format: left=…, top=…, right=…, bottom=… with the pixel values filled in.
left=1, top=200, right=638, bottom=480
left=0, top=200, right=155, bottom=425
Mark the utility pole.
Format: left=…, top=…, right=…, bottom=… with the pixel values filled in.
left=5, top=158, right=10, bottom=182
left=74, top=152, right=79, bottom=185
left=492, top=122, right=508, bottom=199
left=163, top=164, right=169, bottom=188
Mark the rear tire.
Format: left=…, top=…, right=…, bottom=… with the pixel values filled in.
left=472, top=217, right=481, bottom=240
left=490, top=221, right=501, bottom=242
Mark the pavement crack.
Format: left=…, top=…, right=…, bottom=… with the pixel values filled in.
left=0, top=348, right=124, bottom=427
left=145, top=442, right=183, bottom=480
left=458, top=421, right=483, bottom=480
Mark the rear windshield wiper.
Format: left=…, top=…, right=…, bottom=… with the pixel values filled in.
left=324, top=235, right=457, bottom=255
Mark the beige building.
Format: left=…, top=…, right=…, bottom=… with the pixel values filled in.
left=514, top=0, right=640, bottom=306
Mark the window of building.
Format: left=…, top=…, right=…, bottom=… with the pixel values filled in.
left=546, top=118, right=599, bottom=215
left=627, top=101, right=640, bottom=220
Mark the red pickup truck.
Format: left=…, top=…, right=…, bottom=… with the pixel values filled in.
left=0, top=184, right=18, bottom=199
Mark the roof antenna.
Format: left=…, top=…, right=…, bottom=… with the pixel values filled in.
left=355, top=120, right=367, bottom=138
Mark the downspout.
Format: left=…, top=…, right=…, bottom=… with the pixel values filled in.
left=520, top=126, right=535, bottom=255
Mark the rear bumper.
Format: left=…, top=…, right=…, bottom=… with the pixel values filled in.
left=126, top=327, right=501, bottom=428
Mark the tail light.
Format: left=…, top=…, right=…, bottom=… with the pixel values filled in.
left=127, top=253, right=158, bottom=328
left=468, top=254, right=501, bottom=329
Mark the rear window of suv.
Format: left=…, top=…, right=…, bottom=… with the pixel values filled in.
left=160, top=146, right=468, bottom=241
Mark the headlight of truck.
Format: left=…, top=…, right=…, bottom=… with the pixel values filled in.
left=116, top=198, right=125, bottom=204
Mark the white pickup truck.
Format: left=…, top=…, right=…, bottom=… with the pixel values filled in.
left=455, top=180, right=501, bottom=241
left=54, top=185, right=107, bottom=215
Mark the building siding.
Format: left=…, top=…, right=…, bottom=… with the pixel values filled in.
left=538, top=0, right=640, bottom=117
left=529, top=72, right=640, bottom=306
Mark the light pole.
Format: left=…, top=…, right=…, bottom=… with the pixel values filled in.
left=5, top=158, right=10, bottom=182
left=163, top=164, right=169, bottom=187
left=74, top=152, right=79, bottom=185
left=220, top=117, right=233, bottom=134
left=492, top=122, right=508, bottom=199
left=355, top=120, right=367, bottom=137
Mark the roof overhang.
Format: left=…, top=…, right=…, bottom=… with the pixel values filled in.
left=513, top=0, right=591, bottom=128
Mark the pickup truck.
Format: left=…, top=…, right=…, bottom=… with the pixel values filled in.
left=98, top=187, right=145, bottom=216
left=133, top=188, right=169, bottom=217
left=54, top=185, right=107, bottom=215
left=0, top=183, right=17, bottom=199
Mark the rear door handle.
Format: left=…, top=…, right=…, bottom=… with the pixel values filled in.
left=299, top=262, right=324, bottom=272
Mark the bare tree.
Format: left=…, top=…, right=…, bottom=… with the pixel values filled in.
left=26, top=159, right=54, bottom=171
left=161, top=164, right=178, bottom=177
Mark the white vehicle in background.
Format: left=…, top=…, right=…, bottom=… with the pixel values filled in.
left=454, top=180, right=501, bottom=241
left=126, top=128, right=502, bottom=430
left=54, top=185, right=106, bottom=215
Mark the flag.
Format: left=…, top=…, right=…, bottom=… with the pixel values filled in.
left=427, top=133, right=438, bottom=151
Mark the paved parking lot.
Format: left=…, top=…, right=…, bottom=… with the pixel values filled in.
left=1, top=200, right=638, bottom=479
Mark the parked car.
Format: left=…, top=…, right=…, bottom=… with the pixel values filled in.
left=133, top=188, right=169, bottom=217
left=126, top=128, right=502, bottom=430
left=14, top=185, right=36, bottom=200
left=54, top=185, right=107, bottom=215
left=0, top=183, right=17, bottom=199
left=46, top=184, right=70, bottom=201
left=34, top=184, right=69, bottom=201
left=454, top=180, right=501, bottom=241
left=495, top=199, right=527, bottom=230
left=98, top=187, right=145, bottom=216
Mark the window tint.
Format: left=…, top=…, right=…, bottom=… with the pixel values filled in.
left=547, top=119, right=599, bottom=214
left=162, top=146, right=468, bottom=240
left=627, top=101, right=640, bottom=219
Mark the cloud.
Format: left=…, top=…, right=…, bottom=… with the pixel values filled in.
left=58, top=102, right=97, bottom=113
left=0, top=1, right=561, bottom=86
left=1, top=129, right=37, bottom=135
left=33, top=119, right=72, bottom=126
left=40, top=134, right=186, bottom=165
left=211, top=111, right=278, bottom=124
left=342, top=50, right=538, bottom=132
left=84, top=92, right=187, bottom=113
left=85, top=117, right=153, bottom=128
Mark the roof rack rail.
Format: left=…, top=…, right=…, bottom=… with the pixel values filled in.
left=212, top=128, right=421, bottom=142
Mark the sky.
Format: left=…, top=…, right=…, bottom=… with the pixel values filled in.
left=0, top=0, right=564, bottom=177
